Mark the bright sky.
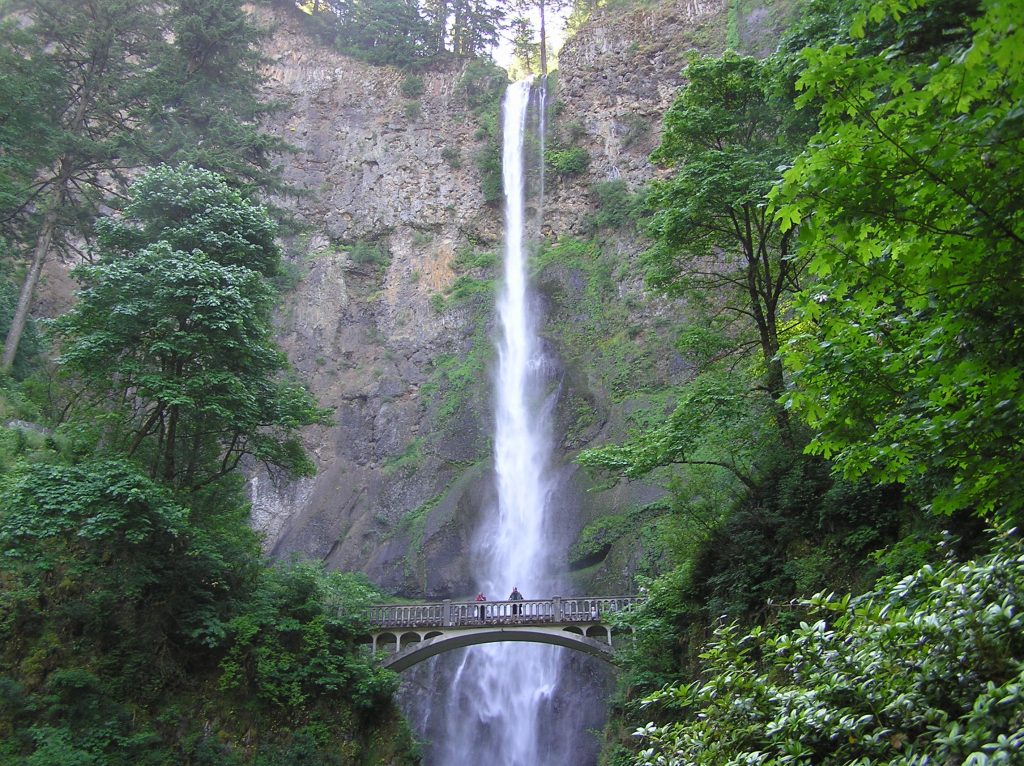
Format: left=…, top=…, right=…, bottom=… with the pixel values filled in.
left=491, top=5, right=573, bottom=73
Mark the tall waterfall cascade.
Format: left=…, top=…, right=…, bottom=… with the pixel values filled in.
left=399, top=79, right=608, bottom=765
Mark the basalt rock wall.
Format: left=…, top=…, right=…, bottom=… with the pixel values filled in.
left=249, top=0, right=742, bottom=598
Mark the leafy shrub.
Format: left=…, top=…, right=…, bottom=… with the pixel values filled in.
left=347, top=240, right=389, bottom=268
left=458, top=59, right=507, bottom=113
left=219, top=563, right=398, bottom=713
left=403, top=101, right=421, bottom=121
left=456, top=60, right=505, bottom=206
left=588, top=180, right=645, bottom=231
left=441, top=145, right=462, bottom=169
left=620, top=114, right=650, bottom=149
left=563, top=120, right=586, bottom=142
left=545, top=146, right=591, bottom=176
left=632, top=531, right=1024, bottom=766
left=400, top=73, right=424, bottom=99
left=476, top=143, right=502, bottom=205
left=454, top=245, right=497, bottom=271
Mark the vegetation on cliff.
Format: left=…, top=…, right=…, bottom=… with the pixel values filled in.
left=574, top=0, right=1024, bottom=762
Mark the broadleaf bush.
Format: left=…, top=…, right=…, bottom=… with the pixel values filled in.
left=632, top=530, right=1024, bottom=765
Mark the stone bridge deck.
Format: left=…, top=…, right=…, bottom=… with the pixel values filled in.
left=368, top=596, right=639, bottom=671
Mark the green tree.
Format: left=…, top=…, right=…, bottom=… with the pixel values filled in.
left=509, top=15, right=538, bottom=73
left=515, top=0, right=569, bottom=75
left=773, top=0, right=1024, bottom=521
left=578, top=369, right=769, bottom=492
left=308, top=0, right=431, bottom=64
left=0, top=457, right=409, bottom=764
left=142, top=0, right=291, bottom=194
left=451, top=0, right=505, bottom=57
left=0, top=0, right=294, bottom=371
left=0, top=459, right=230, bottom=702
left=51, top=165, right=328, bottom=489
left=219, top=563, right=398, bottom=714
left=0, top=23, right=60, bottom=241
left=645, top=52, right=807, bottom=443
left=0, top=0, right=164, bottom=373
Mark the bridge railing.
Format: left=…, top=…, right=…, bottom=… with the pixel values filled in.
left=368, top=596, right=640, bottom=630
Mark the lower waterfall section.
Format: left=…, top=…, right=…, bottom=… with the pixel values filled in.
left=400, top=650, right=612, bottom=766
left=397, top=79, right=613, bottom=765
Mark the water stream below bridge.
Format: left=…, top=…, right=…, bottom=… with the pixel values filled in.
left=398, top=78, right=611, bottom=765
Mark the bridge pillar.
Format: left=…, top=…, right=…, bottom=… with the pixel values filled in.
left=443, top=599, right=452, bottom=627
left=553, top=596, right=562, bottom=622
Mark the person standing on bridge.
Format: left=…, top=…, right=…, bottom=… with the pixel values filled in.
left=509, top=586, right=523, bottom=617
left=475, top=592, right=487, bottom=620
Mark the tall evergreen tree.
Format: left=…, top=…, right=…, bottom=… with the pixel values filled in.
left=421, top=0, right=450, bottom=52
left=0, top=22, right=59, bottom=238
left=515, top=0, right=568, bottom=74
left=510, top=15, right=539, bottom=72
left=0, top=0, right=295, bottom=371
left=458, top=0, right=504, bottom=56
left=0, top=0, right=163, bottom=372
left=143, top=0, right=291, bottom=195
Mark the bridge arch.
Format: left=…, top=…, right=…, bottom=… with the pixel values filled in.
left=380, top=626, right=615, bottom=672
left=366, top=595, right=640, bottom=672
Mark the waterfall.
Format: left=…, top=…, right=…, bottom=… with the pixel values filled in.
left=486, top=79, right=555, bottom=596
left=399, top=79, right=608, bottom=765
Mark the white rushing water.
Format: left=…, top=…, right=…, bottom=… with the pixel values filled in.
left=485, top=79, right=555, bottom=597
left=428, top=78, right=565, bottom=766
left=400, top=78, right=603, bottom=766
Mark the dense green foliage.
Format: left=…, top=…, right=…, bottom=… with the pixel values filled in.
left=51, top=166, right=329, bottom=489
left=633, top=530, right=1024, bottom=766
left=457, top=58, right=509, bottom=205
left=0, top=0, right=290, bottom=371
left=0, top=163, right=409, bottom=763
left=144, top=0, right=291, bottom=194
left=296, top=0, right=503, bottom=65
left=0, top=26, right=59, bottom=234
left=545, top=146, right=591, bottom=175
left=644, top=52, right=808, bottom=437
left=774, top=0, right=1024, bottom=521
left=584, top=1, right=1024, bottom=764
left=0, top=449, right=413, bottom=764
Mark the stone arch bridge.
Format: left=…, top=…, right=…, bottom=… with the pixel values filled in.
left=368, top=596, right=639, bottom=671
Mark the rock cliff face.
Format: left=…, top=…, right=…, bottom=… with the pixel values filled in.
left=250, top=0, right=739, bottom=598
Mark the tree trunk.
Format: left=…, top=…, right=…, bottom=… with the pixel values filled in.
left=538, top=0, right=548, bottom=76
left=741, top=213, right=792, bottom=447
left=164, top=403, right=179, bottom=483
left=2, top=182, right=66, bottom=372
left=3, top=39, right=96, bottom=373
